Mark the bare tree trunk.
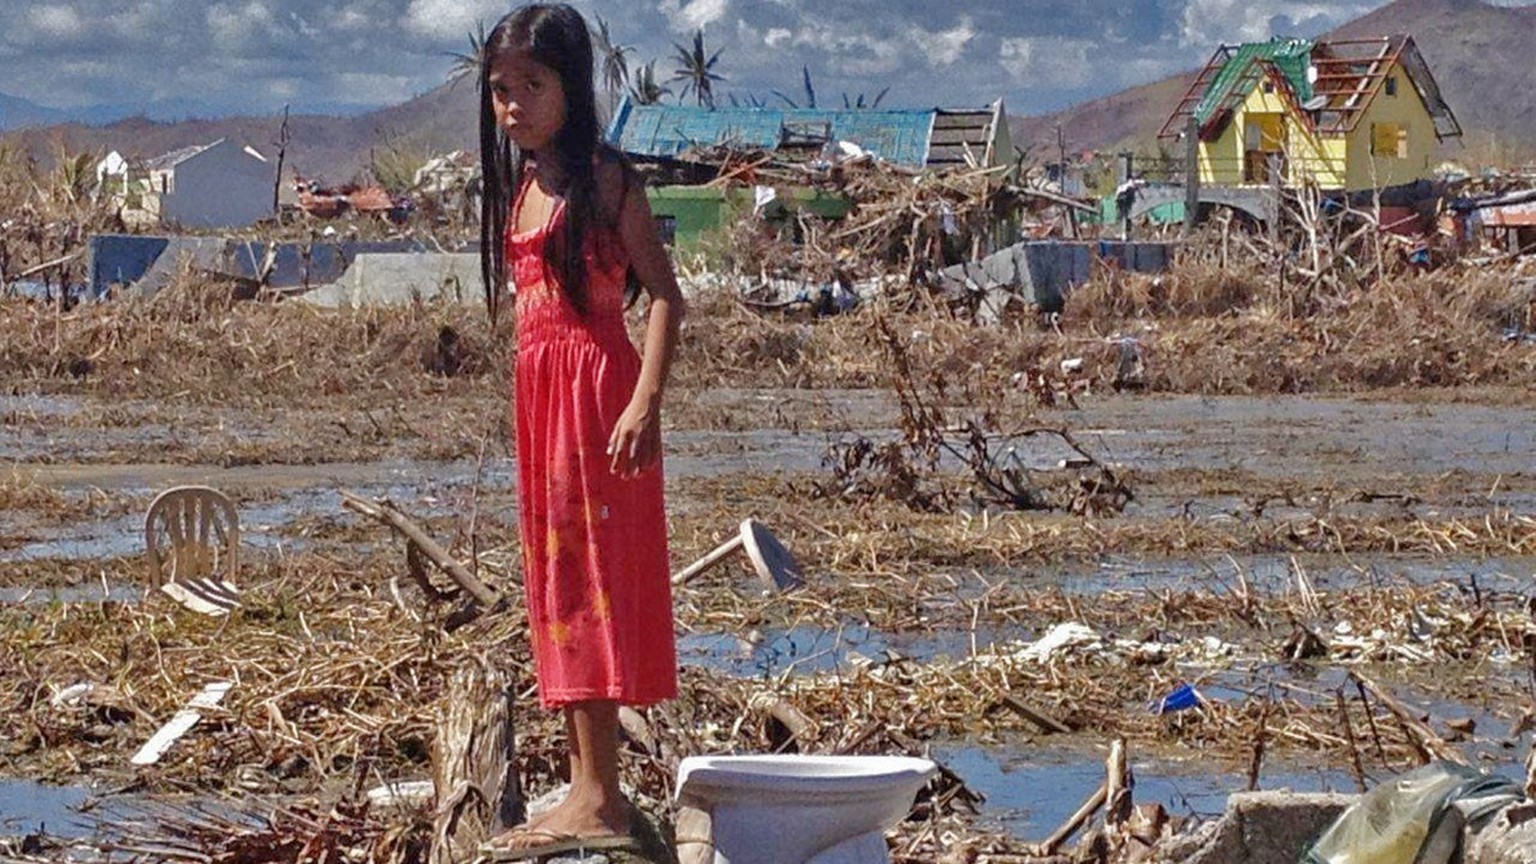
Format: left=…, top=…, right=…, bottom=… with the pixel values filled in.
left=431, top=656, right=523, bottom=864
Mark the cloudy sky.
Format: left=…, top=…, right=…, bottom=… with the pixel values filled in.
left=0, top=0, right=1531, bottom=121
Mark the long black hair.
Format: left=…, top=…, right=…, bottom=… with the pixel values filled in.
left=480, top=3, right=612, bottom=322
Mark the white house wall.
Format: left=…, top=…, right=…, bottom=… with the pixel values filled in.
left=162, top=141, right=275, bottom=229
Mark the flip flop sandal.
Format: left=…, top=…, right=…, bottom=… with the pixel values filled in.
left=478, top=828, right=638, bottom=861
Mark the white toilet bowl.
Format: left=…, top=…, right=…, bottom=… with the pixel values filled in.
left=676, top=754, right=937, bottom=864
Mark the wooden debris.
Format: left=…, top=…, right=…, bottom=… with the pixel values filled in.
left=131, top=680, right=233, bottom=766
left=341, top=490, right=504, bottom=610
left=430, top=657, right=521, bottom=864
left=1350, top=671, right=1466, bottom=765
left=991, top=695, right=1074, bottom=735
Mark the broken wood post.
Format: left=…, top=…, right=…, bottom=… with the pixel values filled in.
left=1118, top=152, right=1135, bottom=241
left=1268, top=154, right=1283, bottom=245
left=1105, top=738, right=1132, bottom=829
left=1183, top=116, right=1201, bottom=234
left=431, top=656, right=521, bottom=864
left=340, top=490, right=503, bottom=610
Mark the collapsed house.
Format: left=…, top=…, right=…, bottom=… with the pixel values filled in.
left=603, top=96, right=1014, bottom=248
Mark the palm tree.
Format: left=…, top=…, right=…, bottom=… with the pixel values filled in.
left=592, top=17, right=632, bottom=114
left=629, top=60, right=672, bottom=106
left=670, top=29, right=725, bottom=109
left=445, top=21, right=488, bottom=90
left=841, top=87, right=891, bottom=110
left=773, top=65, right=817, bottom=109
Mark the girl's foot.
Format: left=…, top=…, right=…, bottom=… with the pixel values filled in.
left=484, top=792, right=632, bottom=853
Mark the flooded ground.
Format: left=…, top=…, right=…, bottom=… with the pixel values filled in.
left=3, top=387, right=1534, bottom=849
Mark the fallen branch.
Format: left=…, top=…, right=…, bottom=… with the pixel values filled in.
left=1350, top=671, right=1465, bottom=765
left=340, top=490, right=503, bottom=610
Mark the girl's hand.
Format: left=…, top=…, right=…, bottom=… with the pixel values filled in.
left=607, top=392, right=662, bottom=478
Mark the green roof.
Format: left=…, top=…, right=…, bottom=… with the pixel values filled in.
left=1194, top=38, right=1315, bottom=127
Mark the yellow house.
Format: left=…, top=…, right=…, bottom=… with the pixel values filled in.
left=1159, top=35, right=1460, bottom=192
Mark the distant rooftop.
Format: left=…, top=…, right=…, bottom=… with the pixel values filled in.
left=604, top=97, right=1010, bottom=170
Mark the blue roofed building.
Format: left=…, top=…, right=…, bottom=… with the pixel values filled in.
left=605, top=97, right=1014, bottom=248
left=605, top=97, right=1013, bottom=172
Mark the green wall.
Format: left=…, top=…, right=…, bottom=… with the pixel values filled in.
left=646, top=186, right=852, bottom=249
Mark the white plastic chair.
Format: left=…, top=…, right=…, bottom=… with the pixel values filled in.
left=144, top=486, right=242, bottom=616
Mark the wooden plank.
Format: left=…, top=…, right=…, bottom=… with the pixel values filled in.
left=131, top=681, right=233, bottom=765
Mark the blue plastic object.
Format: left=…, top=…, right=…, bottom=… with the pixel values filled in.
left=1154, top=683, right=1202, bottom=714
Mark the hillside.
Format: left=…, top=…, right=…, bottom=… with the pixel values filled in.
left=1013, top=0, right=1536, bottom=162
left=0, top=80, right=478, bottom=184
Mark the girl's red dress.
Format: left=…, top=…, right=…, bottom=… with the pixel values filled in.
left=507, top=175, right=677, bottom=709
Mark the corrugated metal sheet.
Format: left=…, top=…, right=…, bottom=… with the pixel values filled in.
left=607, top=101, right=940, bottom=166
left=1194, top=38, right=1314, bottom=127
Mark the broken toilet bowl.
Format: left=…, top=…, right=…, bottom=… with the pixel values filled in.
left=675, top=754, right=936, bottom=864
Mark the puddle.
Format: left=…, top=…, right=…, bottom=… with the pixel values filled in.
left=679, top=621, right=1031, bottom=678
left=0, top=583, right=143, bottom=604
left=1051, top=554, right=1536, bottom=596
left=0, top=779, right=94, bottom=838
left=0, top=394, right=86, bottom=422
left=937, top=745, right=1366, bottom=841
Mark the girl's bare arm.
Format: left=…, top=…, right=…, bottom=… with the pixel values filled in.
left=605, top=164, right=686, bottom=476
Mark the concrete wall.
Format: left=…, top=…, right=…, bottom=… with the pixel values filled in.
left=939, top=239, right=1173, bottom=315
left=299, top=253, right=481, bottom=308
left=161, top=141, right=276, bottom=229
left=87, top=234, right=459, bottom=298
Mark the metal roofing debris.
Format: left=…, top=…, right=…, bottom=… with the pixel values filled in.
left=604, top=97, right=1004, bottom=168
left=142, top=139, right=268, bottom=171
left=1162, top=34, right=1461, bottom=142
left=1192, top=38, right=1315, bottom=127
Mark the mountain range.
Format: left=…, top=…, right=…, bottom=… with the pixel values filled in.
left=2, top=0, right=1532, bottom=183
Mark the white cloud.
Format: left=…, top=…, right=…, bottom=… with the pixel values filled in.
left=787, top=22, right=903, bottom=76
left=29, top=4, right=83, bottom=38
left=765, top=27, right=792, bottom=48
left=404, top=0, right=507, bottom=40
left=207, top=1, right=276, bottom=50
left=1000, top=36, right=1094, bottom=89
left=1178, top=0, right=1374, bottom=48
left=657, top=0, right=730, bottom=33
left=911, top=15, right=975, bottom=67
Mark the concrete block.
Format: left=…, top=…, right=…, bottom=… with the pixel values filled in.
left=301, top=253, right=480, bottom=307
left=1155, top=791, right=1351, bottom=864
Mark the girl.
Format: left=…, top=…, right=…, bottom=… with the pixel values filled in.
left=478, top=4, right=685, bottom=857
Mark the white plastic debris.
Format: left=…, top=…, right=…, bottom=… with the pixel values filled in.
left=1060, top=357, right=1085, bottom=373
left=50, top=682, right=96, bottom=709
left=366, top=779, right=435, bottom=809
left=1017, top=622, right=1102, bottom=662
